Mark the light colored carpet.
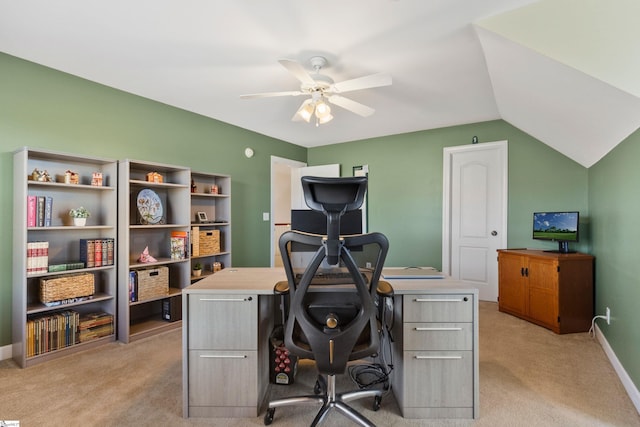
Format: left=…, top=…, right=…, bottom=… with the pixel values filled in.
left=1, top=302, right=638, bottom=427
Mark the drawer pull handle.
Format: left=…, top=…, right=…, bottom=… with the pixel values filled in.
left=199, top=354, right=248, bottom=359
left=199, top=297, right=253, bottom=302
left=414, top=298, right=466, bottom=303
left=414, top=327, right=462, bottom=331
left=415, top=355, right=462, bottom=360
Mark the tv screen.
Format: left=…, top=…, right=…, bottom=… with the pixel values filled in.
left=533, top=211, right=579, bottom=253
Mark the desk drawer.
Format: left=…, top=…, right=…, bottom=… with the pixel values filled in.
left=402, top=350, right=473, bottom=408
left=403, top=322, right=472, bottom=351
left=188, top=294, right=257, bottom=350
left=189, top=350, right=258, bottom=407
left=403, top=294, right=473, bottom=323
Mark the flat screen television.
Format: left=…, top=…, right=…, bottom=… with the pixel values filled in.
left=532, top=211, right=579, bottom=253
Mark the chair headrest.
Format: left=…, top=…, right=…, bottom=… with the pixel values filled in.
left=301, top=176, right=367, bottom=214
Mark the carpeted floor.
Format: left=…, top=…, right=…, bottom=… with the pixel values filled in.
left=1, top=302, right=639, bottom=426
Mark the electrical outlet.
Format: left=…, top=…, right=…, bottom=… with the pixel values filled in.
left=606, top=307, right=611, bottom=325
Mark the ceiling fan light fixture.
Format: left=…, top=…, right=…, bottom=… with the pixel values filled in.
left=314, top=100, right=331, bottom=119
left=296, top=100, right=314, bottom=122
left=317, top=113, right=333, bottom=126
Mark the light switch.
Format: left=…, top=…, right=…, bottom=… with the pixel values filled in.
left=263, top=212, right=270, bottom=221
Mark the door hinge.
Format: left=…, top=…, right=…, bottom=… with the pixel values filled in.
left=557, top=266, right=560, bottom=273
left=557, top=316, right=560, bottom=323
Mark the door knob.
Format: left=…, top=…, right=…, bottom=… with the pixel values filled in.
left=491, top=230, right=498, bottom=236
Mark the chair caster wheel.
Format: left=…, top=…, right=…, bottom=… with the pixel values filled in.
left=264, top=408, right=275, bottom=425
left=373, top=395, right=382, bottom=411
left=314, top=380, right=322, bottom=395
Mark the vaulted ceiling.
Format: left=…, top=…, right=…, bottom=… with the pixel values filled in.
left=1, top=0, right=638, bottom=167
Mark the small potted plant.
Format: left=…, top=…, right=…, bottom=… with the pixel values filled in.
left=192, top=262, right=203, bottom=277
left=69, top=206, right=90, bottom=226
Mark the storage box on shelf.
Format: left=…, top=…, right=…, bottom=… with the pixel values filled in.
left=13, top=147, right=117, bottom=367
left=118, top=159, right=191, bottom=343
left=189, top=171, right=231, bottom=283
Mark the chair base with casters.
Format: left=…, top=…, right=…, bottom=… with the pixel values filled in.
left=264, top=373, right=382, bottom=426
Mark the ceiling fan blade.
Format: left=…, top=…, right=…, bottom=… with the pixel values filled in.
left=327, top=95, right=375, bottom=117
left=332, top=73, right=392, bottom=93
left=240, top=90, right=303, bottom=99
left=278, top=59, right=316, bottom=86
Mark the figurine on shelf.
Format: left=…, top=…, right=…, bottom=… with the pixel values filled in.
left=137, top=246, right=158, bottom=263
left=30, top=168, right=52, bottom=182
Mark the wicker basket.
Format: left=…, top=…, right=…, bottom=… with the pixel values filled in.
left=136, top=266, right=169, bottom=301
left=199, top=230, right=220, bottom=255
left=40, top=273, right=95, bottom=304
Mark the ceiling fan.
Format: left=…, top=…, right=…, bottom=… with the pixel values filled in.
left=240, top=56, right=392, bottom=126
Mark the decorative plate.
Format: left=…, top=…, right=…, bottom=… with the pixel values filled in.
left=137, top=188, right=164, bottom=224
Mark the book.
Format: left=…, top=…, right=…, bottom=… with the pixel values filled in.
left=94, top=238, right=102, bottom=267
left=37, top=196, right=45, bottom=227
left=44, top=196, right=53, bottom=227
left=79, top=239, right=95, bottom=268
left=129, top=270, right=138, bottom=302
left=191, top=226, right=200, bottom=257
left=27, top=195, right=37, bottom=227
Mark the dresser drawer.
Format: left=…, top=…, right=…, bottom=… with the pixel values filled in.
left=403, top=294, right=473, bottom=323
left=188, top=294, right=257, bottom=350
left=403, top=322, right=472, bottom=351
left=189, top=350, right=258, bottom=407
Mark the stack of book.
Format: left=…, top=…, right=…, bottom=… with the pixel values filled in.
left=27, top=195, right=53, bottom=227
left=79, top=238, right=115, bottom=268
left=26, top=310, right=80, bottom=357
left=26, top=241, right=49, bottom=275
left=79, top=312, right=114, bottom=342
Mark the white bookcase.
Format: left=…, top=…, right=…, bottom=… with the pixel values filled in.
left=12, top=147, right=118, bottom=367
left=118, top=159, right=190, bottom=343
left=189, top=171, right=232, bottom=282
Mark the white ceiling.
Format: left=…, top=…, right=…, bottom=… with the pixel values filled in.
left=1, top=0, right=639, bottom=167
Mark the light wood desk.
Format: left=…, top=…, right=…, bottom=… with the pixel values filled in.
left=182, top=267, right=479, bottom=420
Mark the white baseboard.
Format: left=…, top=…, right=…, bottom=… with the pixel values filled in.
left=0, top=343, right=13, bottom=361
left=596, top=324, right=640, bottom=415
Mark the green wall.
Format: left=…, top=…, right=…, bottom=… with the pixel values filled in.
left=308, top=121, right=589, bottom=267
left=589, top=130, right=640, bottom=389
left=0, top=53, right=306, bottom=346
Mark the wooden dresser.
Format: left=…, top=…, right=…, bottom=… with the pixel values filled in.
left=497, top=249, right=594, bottom=334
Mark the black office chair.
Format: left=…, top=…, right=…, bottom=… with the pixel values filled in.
left=264, top=176, right=390, bottom=427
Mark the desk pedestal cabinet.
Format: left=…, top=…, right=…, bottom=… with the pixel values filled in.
left=184, top=293, right=274, bottom=417
left=497, top=249, right=594, bottom=334
left=392, top=293, right=478, bottom=419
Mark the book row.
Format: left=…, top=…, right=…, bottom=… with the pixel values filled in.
left=27, top=195, right=53, bottom=227
left=80, top=238, right=115, bottom=268
left=26, top=311, right=114, bottom=357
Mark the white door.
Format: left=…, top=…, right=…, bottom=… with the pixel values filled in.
left=442, top=141, right=508, bottom=301
left=269, top=157, right=339, bottom=267
left=290, top=164, right=340, bottom=209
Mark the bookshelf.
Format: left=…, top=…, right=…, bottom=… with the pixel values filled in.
left=189, top=171, right=232, bottom=282
left=118, top=160, right=190, bottom=343
left=13, top=148, right=118, bottom=368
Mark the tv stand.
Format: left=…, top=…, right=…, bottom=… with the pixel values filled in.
left=497, top=249, right=594, bottom=334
